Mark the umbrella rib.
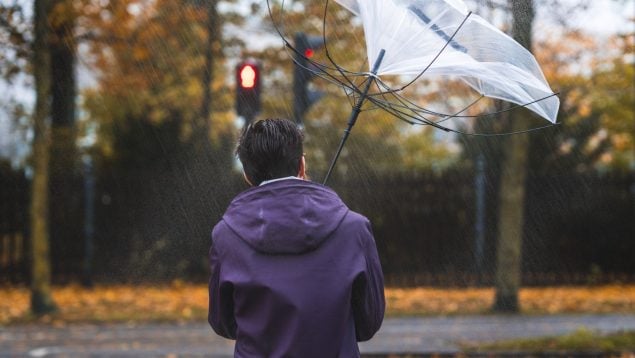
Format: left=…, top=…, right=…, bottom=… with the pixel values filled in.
left=379, top=80, right=450, bottom=116
left=320, top=0, right=382, bottom=104
left=435, top=95, right=486, bottom=124
left=471, top=92, right=561, bottom=118
left=365, top=85, right=448, bottom=127
left=373, top=99, right=453, bottom=131
left=322, top=0, right=358, bottom=91
left=373, top=78, right=444, bottom=117
left=455, top=122, right=560, bottom=137
left=371, top=81, right=439, bottom=124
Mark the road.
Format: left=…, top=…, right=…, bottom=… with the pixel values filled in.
left=1, top=314, right=634, bottom=356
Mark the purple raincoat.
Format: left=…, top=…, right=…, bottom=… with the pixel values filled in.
left=209, top=179, right=385, bottom=357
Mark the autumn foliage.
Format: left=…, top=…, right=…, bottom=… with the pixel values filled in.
left=1, top=284, right=634, bottom=325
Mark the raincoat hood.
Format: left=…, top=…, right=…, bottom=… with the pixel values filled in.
left=222, top=179, right=349, bottom=255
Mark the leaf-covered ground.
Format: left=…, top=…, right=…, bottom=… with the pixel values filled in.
left=1, top=283, right=633, bottom=325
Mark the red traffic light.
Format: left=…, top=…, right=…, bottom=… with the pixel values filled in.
left=304, top=48, right=314, bottom=58
left=236, top=60, right=261, bottom=120
left=239, top=64, right=257, bottom=89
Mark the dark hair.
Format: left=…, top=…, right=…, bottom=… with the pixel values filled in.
left=236, top=118, right=304, bottom=186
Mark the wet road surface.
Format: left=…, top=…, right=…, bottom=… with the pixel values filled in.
left=1, top=314, right=634, bottom=356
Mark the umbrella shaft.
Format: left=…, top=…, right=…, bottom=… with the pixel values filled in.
left=323, top=49, right=386, bottom=185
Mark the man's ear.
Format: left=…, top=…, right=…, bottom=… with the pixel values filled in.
left=242, top=171, right=254, bottom=186
left=298, top=155, right=306, bottom=179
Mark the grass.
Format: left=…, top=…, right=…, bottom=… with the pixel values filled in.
left=463, top=328, right=635, bottom=352
left=0, top=283, right=634, bottom=325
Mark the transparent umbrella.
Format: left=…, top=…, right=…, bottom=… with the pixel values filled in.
left=267, top=0, right=560, bottom=184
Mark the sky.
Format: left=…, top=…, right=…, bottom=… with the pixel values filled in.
left=565, top=0, right=634, bottom=36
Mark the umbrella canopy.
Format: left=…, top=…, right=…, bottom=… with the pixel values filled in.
left=333, top=0, right=560, bottom=123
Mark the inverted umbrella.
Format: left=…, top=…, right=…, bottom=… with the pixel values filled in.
left=267, top=0, right=560, bottom=184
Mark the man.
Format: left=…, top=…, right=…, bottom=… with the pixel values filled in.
left=209, top=118, right=385, bottom=357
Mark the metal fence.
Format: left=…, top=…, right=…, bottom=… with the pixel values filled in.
left=2, top=163, right=634, bottom=285
left=0, top=167, right=28, bottom=283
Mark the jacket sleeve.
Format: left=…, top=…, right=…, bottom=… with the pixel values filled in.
left=352, top=218, right=386, bottom=342
left=208, top=228, right=237, bottom=339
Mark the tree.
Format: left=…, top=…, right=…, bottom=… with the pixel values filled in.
left=1, top=1, right=65, bottom=306
left=524, top=29, right=634, bottom=175
left=587, top=30, right=634, bottom=171
left=82, top=0, right=237, bottom=150
left=0, top=3, right=29, bottom=82
left=30, top=0, right=58, bottom=315
left=78, top=0, right=240, bottom=278
left=0, top=3, right=31, bottom=168
left=49, top=0, right=76, bottom=129
left=199, top=0, right=219, bottom=137
left=48, top=0, right=81, bottom=279
left=492, top=0, right=535, bottom=313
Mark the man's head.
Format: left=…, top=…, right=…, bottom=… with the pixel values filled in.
left=236, top=118, right=305, bottom=186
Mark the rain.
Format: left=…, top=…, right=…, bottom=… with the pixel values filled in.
left=0, top=0, right=634, bottom=355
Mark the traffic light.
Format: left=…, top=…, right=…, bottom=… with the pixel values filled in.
left=293, top=32, right=325, bottom=125
left=236, top=60, right=261, bottom=122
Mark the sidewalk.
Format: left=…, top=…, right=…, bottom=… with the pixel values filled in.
left=361, top=314, right=635, bottom=353
left=1, top=314, right=634, bottom=356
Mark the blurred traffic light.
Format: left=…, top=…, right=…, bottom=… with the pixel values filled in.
left=293, top=32, right=325, bottom=125
left=236, top=60, right=261, bottom=122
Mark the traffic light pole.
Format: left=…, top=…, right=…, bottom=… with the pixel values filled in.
left=323, top=49, right=386, bottom=185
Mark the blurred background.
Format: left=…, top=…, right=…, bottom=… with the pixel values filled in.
left=0, top=0, right=633, bottom=325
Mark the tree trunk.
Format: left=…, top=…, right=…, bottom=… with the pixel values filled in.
left=493, top=0, right=534, bottom=313
left=50, top=0, right=76, bottom=128
left=48, top=0, right=80, bottom=281
left=199, top=0, right=219, bottom=138
left=30, top=0, right=58, bottom=315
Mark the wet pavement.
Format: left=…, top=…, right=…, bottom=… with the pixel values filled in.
left=1, top=314, right=634, bottom=357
